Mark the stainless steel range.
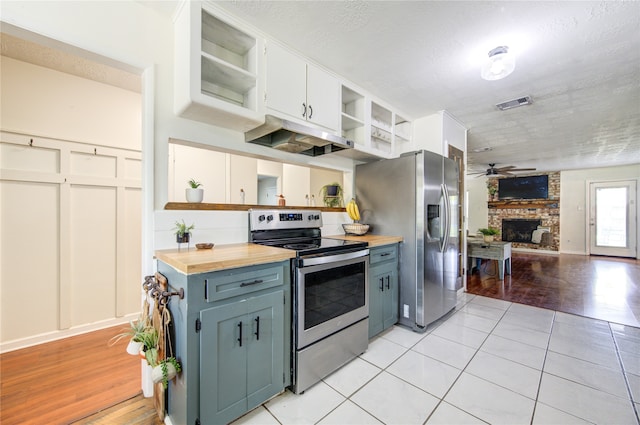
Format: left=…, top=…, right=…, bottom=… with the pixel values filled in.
left=249, top=209, right=370, bottom=394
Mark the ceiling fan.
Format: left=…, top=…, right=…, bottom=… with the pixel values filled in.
left=471, top=163, right=537, bottom=177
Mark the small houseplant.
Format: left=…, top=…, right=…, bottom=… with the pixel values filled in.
left=137, top=327, right=182, bottom=389
left=185, top=179, right=204, bottom=203
left=478, top=227, right=500, bottom=242
left=151, top=357, right=182, bottom=389
left=319, top=183, right=343, bottom=207
left=487, top=181, right=498, bottom=201
left=174, top=220, right=195, bottom=243
left=108, top=318, right=148, bottom=355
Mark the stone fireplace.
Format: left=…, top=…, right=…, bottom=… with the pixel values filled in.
left=487, top=172, right=560, bottom=251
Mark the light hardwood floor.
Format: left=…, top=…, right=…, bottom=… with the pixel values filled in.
left=0, top=326, right=157, bottom=425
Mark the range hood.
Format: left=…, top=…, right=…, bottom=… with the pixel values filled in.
left=245, top=115, right=353, bottom=156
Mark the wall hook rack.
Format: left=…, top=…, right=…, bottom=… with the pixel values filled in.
left=143, top=273, right=184, bottom=307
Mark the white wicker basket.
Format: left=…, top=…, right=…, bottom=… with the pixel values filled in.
left=342, top=223, right=370, bottom=235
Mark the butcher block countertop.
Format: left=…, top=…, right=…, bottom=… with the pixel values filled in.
left=155, top=243, right=296, bottom=275
left=326, top=234, right=403, bottom=247
left=155, top=235, right=402, bottom=275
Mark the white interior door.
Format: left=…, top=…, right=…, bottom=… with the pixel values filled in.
left=589, top=180, right=637, bottom=258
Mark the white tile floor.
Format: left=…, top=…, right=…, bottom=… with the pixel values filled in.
left=233, top=294, right=640, bottom=425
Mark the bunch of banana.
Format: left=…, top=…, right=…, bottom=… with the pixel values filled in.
left=346, top=198, right=361, bottom=222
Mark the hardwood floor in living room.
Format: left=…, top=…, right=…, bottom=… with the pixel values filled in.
left=2, top=253, right=637, bottom=424
left=467, top=252, right=640, bottom=328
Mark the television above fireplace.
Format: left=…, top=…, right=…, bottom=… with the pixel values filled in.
left=498, top=175, right=548, bottom=200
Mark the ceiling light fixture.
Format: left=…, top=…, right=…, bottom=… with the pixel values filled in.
left=481, top=46, right=515, bottom=81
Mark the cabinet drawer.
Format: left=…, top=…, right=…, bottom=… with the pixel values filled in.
left=204, top=263, right=286, bottom=302
left=369, top=244, right=398, bottom=266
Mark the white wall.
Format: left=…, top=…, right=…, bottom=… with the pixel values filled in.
left=560, top=164, right=639, bottom=256
left=466, top=164, right=640, bottom=256
left=410, top=110, right=467, bottom=157
left=411, top=113, right=443, bottom=155
left=1, top=57, right=141, bottom=150
left=466, top=176, right=490, bottom=236
left=442, top=111, right=467, bottom=155
left=168, top=144, right=227, bottom=203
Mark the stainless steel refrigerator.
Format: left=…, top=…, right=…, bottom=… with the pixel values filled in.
left=355, top=150, right=461, bottom=331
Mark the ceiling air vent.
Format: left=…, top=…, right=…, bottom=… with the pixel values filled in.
left=496, top=96, right=533, bottom=111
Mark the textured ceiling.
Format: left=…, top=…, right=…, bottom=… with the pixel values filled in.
left=215, top=0, right=640, bottom=174
left=3, top=1, right=638, bottom=175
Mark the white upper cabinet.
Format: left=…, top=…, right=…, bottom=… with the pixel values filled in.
left=174, top=1, right=264, bottom=131
left=338, top=83, right=412, bottom=160
left=266, top=43, right=340, bottom=132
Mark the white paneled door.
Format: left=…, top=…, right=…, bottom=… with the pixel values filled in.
left=589, top=180, right=637, bottom=258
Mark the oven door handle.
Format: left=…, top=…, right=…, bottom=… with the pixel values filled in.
left=298, top=248, right=369, bottom=267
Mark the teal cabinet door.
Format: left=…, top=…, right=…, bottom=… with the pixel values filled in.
left=200, top=300, right=249, bottom=425
left=368, top=267, right=385, bottom=338
left=199, top=290, right=284, bottom=425
left=246, top=291, right=284, bottom=410
left=368, top=244, right=399, bottom=338
left=381, top=268, right=398, bottom=330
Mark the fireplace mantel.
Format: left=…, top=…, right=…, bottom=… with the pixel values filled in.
left=488, top=199, right=559, bottom=209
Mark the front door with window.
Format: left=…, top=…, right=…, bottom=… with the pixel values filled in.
left=589, top=180, right=637, bottom=258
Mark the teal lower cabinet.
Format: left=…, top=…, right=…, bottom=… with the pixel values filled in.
left=368, top=244, right=399, bottom=338
left=157, top=260, right=291, bottom=425
left=200, top=290, right=284, bottom=424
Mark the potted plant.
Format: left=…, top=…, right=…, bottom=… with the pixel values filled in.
left=479, top=227, right=500, bottom=242
left=487, top=181, right=498, bottom=201
left=137, top=327, right=182, bottom=389
left=108, top=318, right=148, bottom=355
left=151, top=357, right=182, bottom=389
left=185, top=179, right=204, bottom=203
left=319, top=183, right=343, bottom=207
left=174, top=220, right=194, bottom=243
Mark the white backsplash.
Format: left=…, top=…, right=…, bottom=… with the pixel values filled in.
left=154, top=210, right=351, bottom=250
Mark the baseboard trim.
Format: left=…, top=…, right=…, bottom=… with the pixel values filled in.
left=559, top=250, right=588, bottom=256
left=512, top=247, right=559, bottom=255
left=0, top=313, right=139, bottom=353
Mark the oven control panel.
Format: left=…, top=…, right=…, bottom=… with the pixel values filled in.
left=249, top=209, right=323, bottom=231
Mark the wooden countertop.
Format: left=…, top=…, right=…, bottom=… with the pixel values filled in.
left=155, top=243, right=296, bottom=275
left=156, top=235, right=402, bottom=275
left=325, top=234, right=403, bottom=247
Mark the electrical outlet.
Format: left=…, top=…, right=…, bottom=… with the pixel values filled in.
left=403, top=304, right=409, bottom=318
